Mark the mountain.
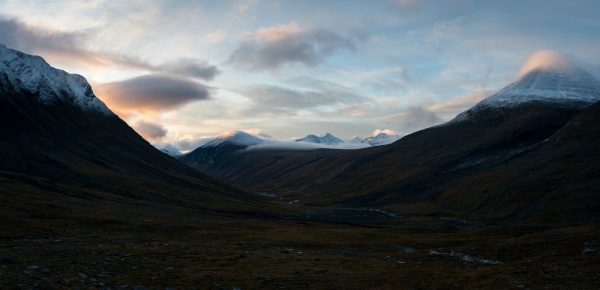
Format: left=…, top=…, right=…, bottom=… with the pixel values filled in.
left=296, top=133, right=344, bottom=145
left=203, top=130, right=265, bottom=147
left=160, top=144, right=182, bottom=156
left=363, top=132, right=401, bottom=146
left=0, top=44, right=110, bottom=114
left=455, top=63, right=600, bottom=122
left=0, top=45, right=273, bottom=228
left=346, top=136, right=364, bottom=144
left=180, top=57, right=600, bottom=223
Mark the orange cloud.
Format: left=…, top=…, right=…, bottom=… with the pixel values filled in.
left=517, top=50, right=575, bottom=77
left=94, top=74, right=211, bottom=116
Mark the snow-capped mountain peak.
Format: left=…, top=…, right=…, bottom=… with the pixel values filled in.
left=0, top=44, right=111, bottom=114
left=296, top=133, right=344, bottom=145
left=364, top=132, right=401, bottom=146
left=160, top=144, right=182, bottom=156
left=478, top=66, right=600, bottom=108
left=202, top=130, right=265, bottom=147
left=454, top=51, right=600, bottom=121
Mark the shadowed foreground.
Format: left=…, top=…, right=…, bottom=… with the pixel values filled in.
left=1, top=193, right=598, bottom=289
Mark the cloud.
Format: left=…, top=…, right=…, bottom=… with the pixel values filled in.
left=95, top=74, right=211, bottom=114
left=238, top=77, right=364, bottom=116
left=245, top=139, right=370, bottom=151
left=242, top=128, right=273, bottom=139
left=133, top=121, right=167, bottom=140
left=381, top=106, right=443, bottom=134
left=241, top=85, right=352, bottom=111
left=427, top=90, right=491, bottom=120
left=517, top=50, right=575, bottom=77
left=393, top=0, right=421, bottom=7
left=0, top=17, right=219, bottom=80
left=372, top=128, right=400, bottom=136
left=426, top=16, right=466, bottom=51
left=0, top=17, right=96, bottom=62
left=158, top=59, right=220, bottom=81
left=206, top=29, right=227, bottom=43
left=229, top=22, right=357, bottom=70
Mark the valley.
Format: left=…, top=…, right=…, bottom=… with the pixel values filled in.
left=1, top=7, right=600, bottom=288
left=1, top=195, right=598, bottom=289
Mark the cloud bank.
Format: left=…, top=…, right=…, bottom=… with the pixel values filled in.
left=0, top=17, right=219, bottom=80
left=133, top=121, right=167, bottom=140
left=230, top=22, right=357, bottom=70
left=95, top=74, right=211, bottom=114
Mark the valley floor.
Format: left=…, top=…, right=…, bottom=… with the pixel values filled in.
left=1, top=202, right=599, bottom=289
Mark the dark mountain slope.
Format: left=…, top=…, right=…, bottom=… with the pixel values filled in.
left=181, top=64, right=600, bottom=223
left=429, top=101, right=600, bottom=222
left=0, top=45, right=278, bottom=233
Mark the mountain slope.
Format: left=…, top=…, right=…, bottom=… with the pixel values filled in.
left=363, top=132, right=401, bottom=146
left=180, top=59, right=600, bottom=223
left=424, top=100, right=600, bottom=222
left=0, top=45, right=275, bottom=230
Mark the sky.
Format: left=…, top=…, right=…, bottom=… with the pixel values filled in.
left=1, top=0, right=599, bottom=151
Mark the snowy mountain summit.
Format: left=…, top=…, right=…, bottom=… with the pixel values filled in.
left=296, top=133, right=344, bottom=145
left=160, top=145, right=182, bottom=156
left=202, top=130, right=265, bottom=147
left=363, top=132, right=401, bottom=146
left=455, top=50, right=600, bottom=121
left=479, top=51, right=600, bottom=108
left=0, top=44, right=111, bottom=114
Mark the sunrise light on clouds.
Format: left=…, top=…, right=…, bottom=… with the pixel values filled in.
left=1, top=0, right=599, bottom=148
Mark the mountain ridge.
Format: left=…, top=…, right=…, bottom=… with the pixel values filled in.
left=0, top=45, right=278, bottom=221
left=179, top=61, right=600, bottom=223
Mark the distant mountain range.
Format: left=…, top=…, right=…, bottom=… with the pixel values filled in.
left=295, top=132, right=401, bottom=146
left=160, top=131, right=401, bottom=154
left=160, top=144, right=182, bottom=156
left=296, top=133, right=344, bottom=145
left=180, top=56, right=600, bottom=223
